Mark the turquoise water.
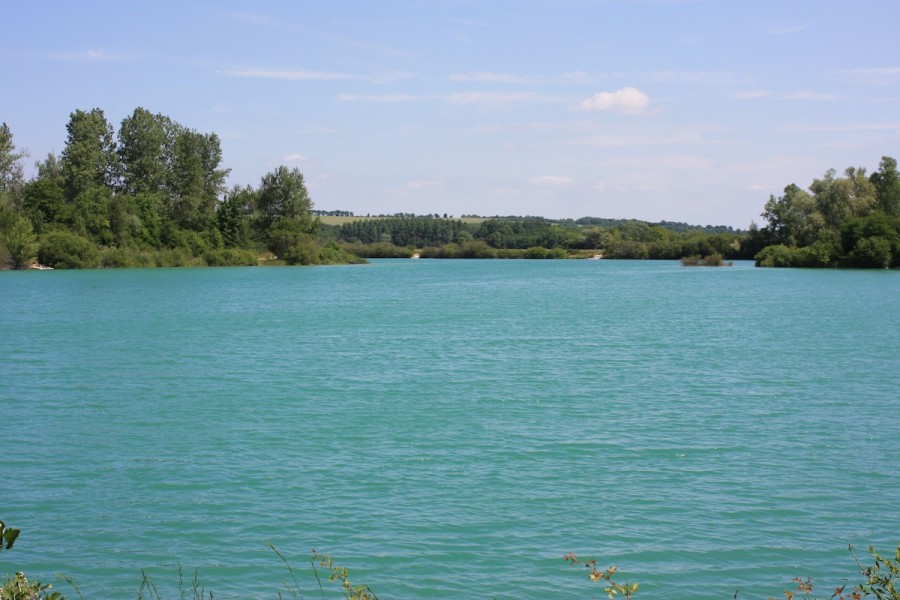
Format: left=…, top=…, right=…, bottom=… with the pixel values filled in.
left=2, top=259, right=899, bottom=599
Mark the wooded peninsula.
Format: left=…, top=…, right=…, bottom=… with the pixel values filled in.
left=2, top=107, right=899, bottom=269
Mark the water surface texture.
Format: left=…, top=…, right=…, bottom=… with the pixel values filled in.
left=3, top=260, right=899, bottom=598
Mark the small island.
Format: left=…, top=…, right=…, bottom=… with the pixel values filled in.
left=680, top=254, right=732, bottom=267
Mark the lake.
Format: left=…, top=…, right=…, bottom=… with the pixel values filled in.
left=2, top=259, right=899, bottom=599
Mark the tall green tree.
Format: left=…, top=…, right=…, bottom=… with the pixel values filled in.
left=34, top=151, right=65, bottom=188
left=20, top=178, right=67, bottom=232
left=118, top=107, right=171, bottom=196
left=761, top=183, right=822, bottom=246
left=870, top=156, right=900, bottom=216
left=168, top=129, right=229, bottom=230
left=810, top=167, right=876, bottom=232
left=61, top=108, right=119, bottom=200
left=255, top=166, right=316, bottom=235
left=0, top=123, right=27, bottom=202
left=217, top=186, right=255, bottom=248
left=71, top=186, right=113, bottom=245
left=0, top=207, right=36, bottom=268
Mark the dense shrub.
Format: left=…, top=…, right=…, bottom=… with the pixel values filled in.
left=202, top=248, right=259, bottom=266
left=37, top=231, right=100, bottom=269
left=848, top=237, right=893, bottom=268
left=154, top=248, right=199, bottom=267
left=99, top=247, right=155, bottom=268
left=341, top=242, right=415, bottom=258
left=458, top=240, right=498, bottom=258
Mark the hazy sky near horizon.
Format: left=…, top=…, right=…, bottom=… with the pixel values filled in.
left=3, top=0, right=900, bottom=228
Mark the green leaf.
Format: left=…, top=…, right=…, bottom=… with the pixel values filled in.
left=1, top=527, right=20, bottom=550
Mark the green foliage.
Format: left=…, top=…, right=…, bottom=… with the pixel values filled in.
left=756, top=158, right=900, bottom=268
left=849, top=236, right=893, bottom=269
left=61, top=108, right=118, bottom=201
left=338, top=216, right=470, bottom=247
left=871, top=156, right=900, bottom=216
left=98, top=247, right=153, bottom=268
left=1, top=520, right=65, bottom=600
left=564, top=544, right=900, bottom=600
left=2, top=514, right=898, bottom=599
left=256, top=166, right=314, bottom=234
left=459, top=239, right=498, bottom=258
left=681, top=253, right=727, bottom=266
left=268, top=217, right=318, bottom=264
left=70, top=187, right=113, bottom=245
left=342, top=241, right=416, bottom=258
left=0, top=209, right=37, bottom=269
left=524, top=246, right=568, bottom=258
left=37, top=231, right=100, bottom=269
left=117, top=107, right=170, bottom=197
left=565, top=553, right=639, bottom=599
left=858, top=545, right=900, bottom=600
left=310, top=549, right=379, bottom=600
left=168, top=129, right=228, bottom=230
left=0, top=520, right=21, bottom=551
left=153, top=247, right=201, bottom=267
left=202, top=248, right=259, bottom=266
left=0, top=572, right=64, bottom=600
left=0, top=123, right=26, bottom=197
left=6, top=104, right=768, bottom=267
left=20, top=178, right=67, bottom=233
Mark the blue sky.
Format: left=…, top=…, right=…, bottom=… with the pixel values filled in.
left=3, top=0, right=900, bottom=228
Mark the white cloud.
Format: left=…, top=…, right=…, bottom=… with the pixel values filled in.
left=448, top=17, right=490, bottom=28
left=491, top=186, right=521, bottom=196
left=598, top=154, right=713, bottom=170
left=837, top=67, right=900, bottom=85
left=778, top=122, right=900, bottom=133
left=732, top=90, right=772, bottom=99
left=766, top=24, right=810, bottom=35
left=338, top=93, right=424, bottom=102
left=651, top=70, right=744, bottom=85
left=325, top=35, right=414, bottom=59
left=445, top=91, right=555, bottom=105
left=226, top=11, right=285, bottom=28
left=45, top=49, right=122, bottom=62
left=578, top=87, right=650, bottom=114
left=580, top=132, right=703, bottom=148
left=783, top=91, right=837, bottom=101
left=282, top=153, right=307, bottom=164
left=529, top=175, right=576, bottom=186
left=562, top=70, right=592, bottom=82
left=449, top=71, right=528, bottom=83
left=219, top=67, right=412, bottom=85
left=220, top=68, right=354, bottom=81
left=406, top=179, right=443, bottom=189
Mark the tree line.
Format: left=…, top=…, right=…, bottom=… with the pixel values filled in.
left=749, top=157, right=900, bottom=268
left=0, top=108, right=357, bottom=268
left=2, top=108, right=899, bottom=268
left=329, top=158, right=900, bottom=267
left=331, top=215, right=749, bottom=260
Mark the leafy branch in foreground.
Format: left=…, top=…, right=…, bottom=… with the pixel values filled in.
left=564, top=552, right=639, bottom=599
left=309, top=549, right=378, bottom=600
left=856, top=544, right=900, bottom=600
left=764, top=545, right=900, bottom=600
left=2, top=519, right=65, bottom=600
left=564, top=543, right=900, bottom=600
